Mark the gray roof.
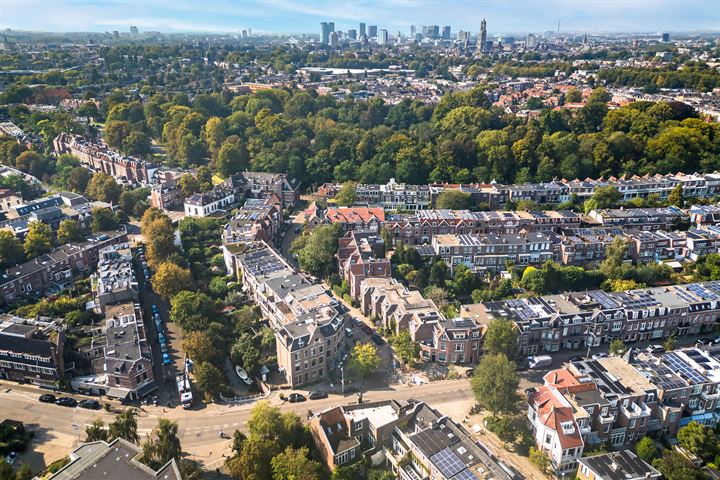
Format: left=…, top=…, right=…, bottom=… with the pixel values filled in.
left=578, top=450, right=660, bottom=480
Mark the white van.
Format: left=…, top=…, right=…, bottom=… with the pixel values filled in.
left=528, top=355, right=552, bottom=369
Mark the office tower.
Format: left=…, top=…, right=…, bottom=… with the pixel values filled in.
left=330, top=31, right=339, bottom=47
left=526, top=33, right=536, bottom=49
left=321, top=22, right=331, bottom=44
left=130, top=26, right=139, bottom=37
left=348, top=29, right=357, bottom=40
left=379, top=29, right=388, bottom=45
left=241, top=29, right=248, bottom=38
left=415, top=33, right=422, bottom=43
left=248, top=28, right=252, bottom=36
left=329, top=22, right=335, bottom=32
left=430, top=25, right=439, bottom=38
left=662, top=32, right=670, bottom=42
left=478, top=18, right=487, bottom=52
left=360, top=23, right=366, bottom=37
left=410, top=25, right=416, bottom=37
left=112, top=30, right=119, bottom=39
left=369, top=25, right=377, bottom=37
left=442, top=26, right=451, bottom=39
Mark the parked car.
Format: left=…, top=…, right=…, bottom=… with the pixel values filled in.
left=592, top=352, right=609, bottom=360
left=294, top=227, right=301, bottom=234
left=360, top=324, right=374, bottom=335
left=528, top=355, right=553, bottom=369
left=38, top=393, right=56, bottom=403
left=55, top=397, right=77, bottom=407
left=646, top=345, right=665, bottom=354
left=288, top=393, right=306, bottom=403
left=158, top=332, right=167, bottom=345
left=309, top=391, right=328, bottom=400
left=464, top=368, right=475, bottom=377
left=569, top=355, right=585, bottom=362
left=695, top=338, right=713, bottom=347
left=160, top=343, right=169, bottom=354
left=344, top=328, right=353, bottom=338
left=78, top=399, right=100, bottom=410
left=5, top=452, right=16, bottom=465
left=152, top=304, right=158, bottom=314
left=162, top=353, right=171, bottom=365
left=370, top=333, right=385, bottom=346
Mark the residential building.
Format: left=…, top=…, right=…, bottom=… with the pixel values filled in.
left=306, top=205, right=385, bottom=232
left=183, top=186, right=235, bottom=217
left=49, top=438, right=181, bottom=480
left=337, top=230, right=390, bottom=301
left=101, top=301, right=156, bottom=401
left=587, top=207, right=688, bottom=231
left=92, top=243, right=138, bottom=311
left=150, top=180, right=184, bottom=210
left=577, top=451, right=660, bottom=480
left=53, top=133, right=157, bottom=185
left=0, top=229, right=128, bottom=306
left=239, top=171, right=301, bottom=208
left=222, top=198, right=282, bottom=245
left=0, top=314, right=65, bottom=387
left=228, top=241, right=346, bottom=387
left=0, top=189, right=23, bottom=213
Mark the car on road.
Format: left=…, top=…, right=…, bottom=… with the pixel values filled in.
left=5, top=452, right=16, bottom=465
left=344, top=328, right=353, bottom=338
left=646, top=345, right=665, bottom=354
left=309, top=391, right=328, bottom=400
left=592, top=353, right=608, bottom=360
left=38, top=393, right=56, bottom=403
left=78, top=399, right=100, bottom=410
left=55, top=397, right=77, bottom=407
left=370, top=333, right=385, bottom=346
left=152, top=304, right=158, bottom=314
left=360, top=324, right=374, bottom=335
left=352, top=317, right=362, bottom=328
left=160, top=343, right=169, bottom=354
left=288, top=393, right=306, bottom=403
left=568, top=355, right=585, bottom=362
left=158, top=332, right=167, bottom=345
left=162, top=353, right=171, bottom=365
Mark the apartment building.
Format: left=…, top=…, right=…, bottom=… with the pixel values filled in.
left=556, top=228, right=621, bottom=266
left=240, top=171, right=301, bottom=208
left=577, top=451, right=660, bottom=480
left=102, top=301, right=156, bottom=401
left=337, top=230, right=390, bottom=301
left=222, top=198, right=282, bottom=245
left=306, top=205, right=385, bottom=233
left=0, top=229, right=128, bottom=306
left=587, top=207, right=688, bottom=231
left=462, top=281, right=720, bottom=356
left=431, top=232, right=555, bottom=273
left=92, top=243, right=138, bottom=311
left=150, top=180, right=184, bottom=210
left=353, top=179, right=432, bottom=211
left=0, top=315, right=65, bottom=387
left=53, top=133, right=157, bottom=185
left=229, top=241, right=346, bottom=387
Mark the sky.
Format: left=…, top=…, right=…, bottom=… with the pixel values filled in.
left=2, top=0, right=718, bottom=35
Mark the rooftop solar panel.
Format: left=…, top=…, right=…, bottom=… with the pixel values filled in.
left=432, top=448, right=466, bottom=478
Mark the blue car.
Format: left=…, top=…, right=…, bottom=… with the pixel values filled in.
left=158, top=332, right=166, bottom=344
left=162, top=353, right=171, bottom=365
left=160, top=343, right=169, bottom=354
left=152, top=304, right=158, bottom=314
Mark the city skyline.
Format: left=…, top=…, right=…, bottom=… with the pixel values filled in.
left=2, top=0, right=717, bottom=35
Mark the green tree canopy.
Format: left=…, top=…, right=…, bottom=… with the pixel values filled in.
left=470, top=353, right=519, bottom=414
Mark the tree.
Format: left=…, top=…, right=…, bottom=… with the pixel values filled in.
left=231, top=334, right=261, bottom=374
left=348, top=343, right=382, bottom=384
left=668, top=183, right=684, bottom=207
left=141, top=210, right=178, bottom=268
left=486, top=415, right=517, bottom=444
left=334, top=181, right=357, bottom=207
left=109, top=408, right=139, bottom=444
left=182, top=331, right=222, bottom=365
left=151, top=262, right=192, bottom=299
left=436, top=190, right=471, bottom=210
left=636, top=437, right=659, bottom=464
left=91, top=207, right=119, bottom=232
left=231, top=430, right=247, bottom=456
left=470, top=353, right=519, bottom=414
left=194, top=362, right=226, bottom=400
left=24, top=221, right=52, bottom=258
left=15, top=151, right=48, bottom=179
left=104, top=120, right=132, bottom=149
left=390, top=331, right=419, bottom=366
left=142, top=418, right=182, bottom=469
left=293, top=224, right=341, bottom=278
left=85, top=417, right=109, bottom=442
left=584, top=186, right=622, bottom=214
left=14, top=463, right=33, bottom=480
left=588, top=87, right=611, bottom=104
left=565, top=88, right=582, bottom=103
left=663, top=335, right=676, bottom=352
left=0, top=230, right=24, bottom=268
left=677, top=421, right=717, bottom=462
left=216, top=139, right=249, bottom=177
left=652, top=450, right=700, bottom=480
left=271, top=446, right=324, bottom=480
left=529, top=447, right=550, bottom=474
left=56, top=219, right=85, bottom=244
left=86, top=172, right=122, bottom=203
left=600, top=237, right=629, bottom=280
left=483, top=319, right=518, bottom=358
left=170, top=291, right=217, bottom=331
left=609, top=339, right=625, bottom=356
left=178, top=173, right=200, bottom=197
left=67, top=166, right=91, bottom=193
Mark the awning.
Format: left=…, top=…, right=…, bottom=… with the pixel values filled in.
left=136, top=382, right=158, bottom=398
left=106, top=387, right=131, bottom=400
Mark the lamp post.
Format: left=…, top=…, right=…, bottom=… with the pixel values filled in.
left=586, top=329, right=597, bottom=359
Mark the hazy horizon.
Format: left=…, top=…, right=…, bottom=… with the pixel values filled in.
left=2, top=0, right=718, bottom=36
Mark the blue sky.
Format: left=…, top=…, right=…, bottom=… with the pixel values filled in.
left=2, top=0, right=717, bottom=34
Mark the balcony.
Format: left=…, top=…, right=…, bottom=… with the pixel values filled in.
left=701, top=390, right=720, bottom=402
left=599, top=413, right=614, bottom=424
left=621, top=402, right=652, bottom=419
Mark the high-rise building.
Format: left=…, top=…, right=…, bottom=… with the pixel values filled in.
left=368, top=25, right=377, bottom=37
left=359, top=23, right=366, bottom=37
left=526, top=33, right=537, bottom=49
left=248, top=28, right=252, bottom=36
left=442, top=26, right=451, bottom=39
left=410, top=25, right=416, bottom=37
left=330, top=32, right=339, bottom=47
left=112, top=30, right=119, bottom=39
left=478, top=18, right=487, bottom=52
left=662, top=32, right=670, bottom=42
left=348, top=29, right=357, bottom=40
left=429, top=25, right=439, bottom=38
left=130, top=26, right=139, bottom=37
left=241, top=29, right=248, bottom=38
left=321, top=22, right=332, bottom=44
left=329, top=22, right=335, bottom=33
left=379, top=29, right=388, bottom=45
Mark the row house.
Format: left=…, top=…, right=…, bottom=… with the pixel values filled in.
left=101, top=301, right=156, bottom=401
left=556, top=228, right=621, bottom=266
left=0, top=229, right=127, bottom=306
left=577, top=451, right=660, bottom=480
left=92, top=243, right=138, bottom=312
left=431, top=232, right=555, bottom=273
left=222, top=198, right=282, bottom=246
left=586, top=207, right=688, bottom=231
left=355, top=178, right=432, bottom=211
left=0, top=314, right=65, bottom=387
left=461, top=280, right=720, bottom=357
left=305, top=204, right=385, bottom=233
left=689, top=204, right=720, bottom=227
left=227, top=241, right=346, bottom=387
left=53, top=133, right=157, bottom=185
left=384, top=400, right=517, bottom=480
left=336, top=230, right=391, bottom=302
left=685, top=226, right=720, bottom=259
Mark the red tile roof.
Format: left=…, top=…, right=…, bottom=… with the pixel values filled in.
left=530, top=387, right=584, bottom=450
left=325, top=207, right=385, bottom=224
